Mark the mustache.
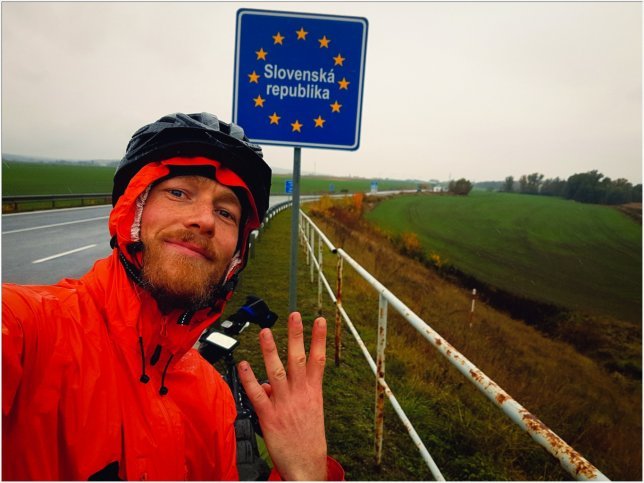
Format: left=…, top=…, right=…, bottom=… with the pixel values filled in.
left=159, top=229, right=217, bottom=260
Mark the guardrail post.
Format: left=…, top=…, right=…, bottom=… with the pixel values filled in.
left=306, top=221, right=311, bottom=266
left=375, top=293, right=388, bottom=466
left=334, top=255, right=344, bottom=367
left=317, top=238, right=323, bottom=314
left=310, top=230, right=315, bottom=283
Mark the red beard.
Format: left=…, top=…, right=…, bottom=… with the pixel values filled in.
left=140, top=229, right=231, bottom=311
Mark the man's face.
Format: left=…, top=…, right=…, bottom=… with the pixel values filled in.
left=140, top=175, right=241, bottom=310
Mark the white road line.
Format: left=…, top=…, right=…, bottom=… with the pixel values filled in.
left=3, top=216, right=108, bottom=235
left=2, top=205, right=111, bottom=217
left=32, top=244, right=97, bottom=264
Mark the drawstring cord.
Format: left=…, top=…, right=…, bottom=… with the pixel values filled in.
left=159, top=355, right=174, bottom=396
left=137, top=338, right=174, bottom=396
left=117, top=248, right=146, bottom=287
left=150, top=344, right=162, bottom=366
left=116, top=244, right=228, bottom=396
left=138, top=337, right=150, bottom=384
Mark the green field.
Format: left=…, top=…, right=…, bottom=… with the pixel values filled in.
left=1, top=161, right=418, bottom=197
left=2, top=161, right=116, bottom=195
left=365, top=191, right=642, bottom=323
left=271, top=174, right=417, bottom=194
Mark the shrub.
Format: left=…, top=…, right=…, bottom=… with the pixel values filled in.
left=448, top=178, right=473, bottom=195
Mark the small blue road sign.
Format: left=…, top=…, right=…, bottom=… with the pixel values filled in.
left=233, top=9, right=368, bottom=150
left=285, top=179, right=293, bottom=194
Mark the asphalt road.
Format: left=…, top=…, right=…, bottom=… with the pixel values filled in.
left=2, top=196, right=291, bottom=285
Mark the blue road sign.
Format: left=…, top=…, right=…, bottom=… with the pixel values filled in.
left=233, top=9, right=368, bottom=150
left=285, top=179, right=293, bottom=194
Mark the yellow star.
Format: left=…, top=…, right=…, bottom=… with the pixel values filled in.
left=313, top=115, right=326, bottom=128
left=296, top=27, right=308, bottom=40
left=330, top=100, right=342, bottom=113
left=291, top=120, right=303, bottom=132
left=318, top=35, right=331, bottom=48
left=253, top=95, right=265, bottom=108
left=272, top=32, right=285, bottom=45
left=248, top=71, right=260, bottom=83
left=269, top=112, right=281, bottom=125
left=333, top=53, right=345, bottom=66
left=338, top=77, right=350, bottom=90
left=255, top=48, right=268, bottom=61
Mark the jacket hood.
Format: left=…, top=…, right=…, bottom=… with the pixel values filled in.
left=106, top=156, right=261, bottom=391
left=109, top=156, right=260, bottom=272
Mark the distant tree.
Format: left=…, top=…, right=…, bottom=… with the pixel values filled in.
left=564, top=170, right=603, bottom=203
left=502, top=176, right=514, bottom=193
left=603, top=178, right=633, bottom=205
left=518, top=173, right=543, bottom=194
left=562, top=170, right=639, bottom=205
left=540, top=177, right=567, bottom=197
left=448, top=178, right=473, bottom=196
left=528, top=173, right=544, bottom=193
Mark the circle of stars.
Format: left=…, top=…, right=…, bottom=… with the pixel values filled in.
left=247, top=26, right=351, bottom=133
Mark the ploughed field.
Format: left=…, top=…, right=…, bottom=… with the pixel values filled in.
left=365, top=191, right=642, bottom=324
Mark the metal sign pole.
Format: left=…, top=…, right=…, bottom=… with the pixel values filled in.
left=288, top=147, right=302, bottom=313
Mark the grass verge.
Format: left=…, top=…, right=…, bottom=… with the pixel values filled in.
left=223, top=207, right=641, bottom=480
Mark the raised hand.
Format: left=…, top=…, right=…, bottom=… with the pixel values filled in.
left=237, top=312, right=328, bottom=480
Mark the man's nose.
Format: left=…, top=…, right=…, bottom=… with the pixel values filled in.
left=184, top=200, right=215, bottom=236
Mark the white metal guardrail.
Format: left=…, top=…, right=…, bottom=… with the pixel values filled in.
left=298, top=209, right=609, bottom=481
left=248, top=200, right=292, bottom=258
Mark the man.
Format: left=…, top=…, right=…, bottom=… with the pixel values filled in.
left=2, top=113, right=343, bottom=480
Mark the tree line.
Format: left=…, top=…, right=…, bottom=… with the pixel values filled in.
left=501, top=170, right=642, bottom=205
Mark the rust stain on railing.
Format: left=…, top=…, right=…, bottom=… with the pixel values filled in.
left=334, top=256, right=344, bottom=367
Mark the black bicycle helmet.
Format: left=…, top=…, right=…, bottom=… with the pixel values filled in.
left=113, top=112, right=271, bottom=222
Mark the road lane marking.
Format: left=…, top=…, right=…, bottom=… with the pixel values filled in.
left=3, top=216, right=108, bottom=234
left=2, top=205, right=111, bottom=217
left=32, top=244, right=98, bottom=264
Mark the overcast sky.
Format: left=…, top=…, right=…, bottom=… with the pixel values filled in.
left=2, top=1, right=641, bottom=183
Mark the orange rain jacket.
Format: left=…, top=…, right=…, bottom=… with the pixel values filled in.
left=2, top=159, right=344, bottom=480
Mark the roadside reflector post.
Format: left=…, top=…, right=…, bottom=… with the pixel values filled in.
left=334, top=256, right=344, bottom=367
left=375, top=293, right=388, bottom=466
left=469, top=288, right=477, bottom=328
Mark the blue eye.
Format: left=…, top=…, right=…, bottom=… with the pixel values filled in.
left=217, top=209, right=240, bottom=225
left=168, top=189, right=185, bottom=198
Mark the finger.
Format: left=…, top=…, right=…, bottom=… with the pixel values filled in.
left=259, top=328, right=289, bottom=392
left=286, top=312, right=307, bottom=388
left=306, top=317, right=327, bottom=386
left=261, top=382, right=273, bottom=399
left=237, top=361, right=272, bottom=418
